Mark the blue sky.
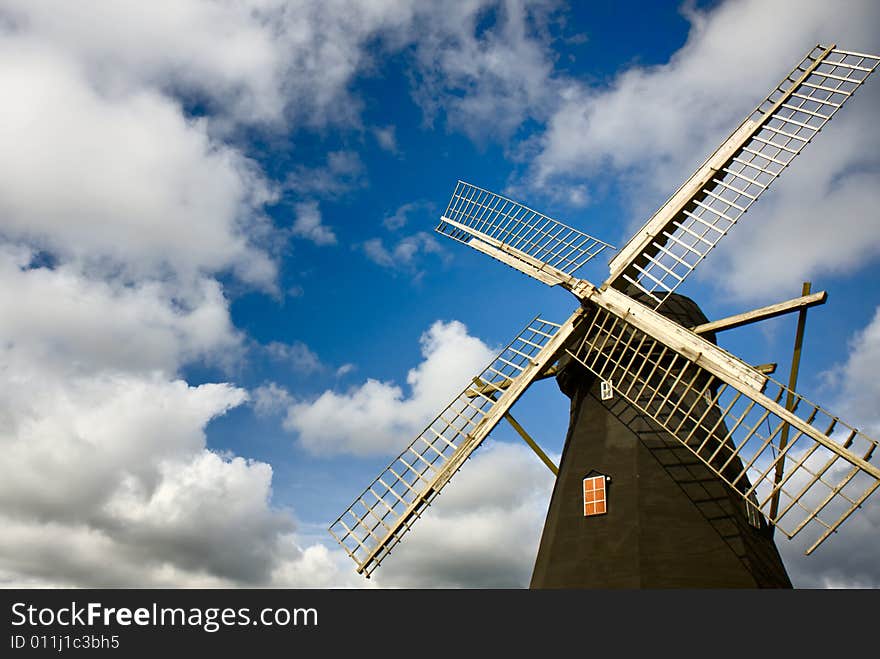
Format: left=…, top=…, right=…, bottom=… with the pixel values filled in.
left=0, top=0, right=878, bottom=588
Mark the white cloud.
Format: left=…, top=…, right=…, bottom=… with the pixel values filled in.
left=525, top=0, right=880, bottom=301
left=824, top=306, right=880, bottom=438
left=362, top=231, right=446, bottom=278
left=779, top=471, right=880, bottom=588
left=0, top=34, right=277, bottom=287
left=0, top=193, right=307, bottom=576
left=0, top=248, right=242, bottom=378
left=362, top=239, right=395, bottom=268
left=0, top=361, right=274, bottom=585
left=251, top=382, right=295, bottom=417
left=711, top=133, right=880, bottom=299
left=373, top=125, right=399, bottom=153
left=408, top=0, right=560, bottom=141
left=0, top=253, right=312, bottom=589
left=0, top=7, right=349, bottom=585
left=0, top=0, right=293, bottom=125
left=0, top=279, right=342, bottom=587
left=335, top=363, right=356, bottom=378
left=265, top=340, right=324, bottom=374
left=382, top=200, right=430, bottom=230
left=269, top=541, right=370, bottom=589
left=373, top=441, right=555, bottom=587
left=1, top=1, right=563, bottom=142
left=0, top=1, right=569, bottom=589
left=774, top=306, right=880, bottom=587
left=291, top=201, right=338, bottom=246
left=285, top=151, right=366, bottom=199
left=0, top=0, right=401, bottom=129
left=285, top=320, right=496, bottom=455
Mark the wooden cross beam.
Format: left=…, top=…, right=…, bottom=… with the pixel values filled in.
left=690, top=290, right=827, bottom=335
left=465, top=365, right=561, bottom=399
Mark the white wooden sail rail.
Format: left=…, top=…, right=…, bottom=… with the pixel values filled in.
left=437, top=181, right=614, bottom=286
left=566, top=302, right=880, bottom=554
left=329, top=313, right=577, bottom=576
left=606, top=44, right=880, bottom=309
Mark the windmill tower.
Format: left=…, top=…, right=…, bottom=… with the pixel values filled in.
left=329, top=44, right=880, bottom=587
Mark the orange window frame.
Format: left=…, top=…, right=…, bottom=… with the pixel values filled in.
left=583, top=475, right=607, bottom=517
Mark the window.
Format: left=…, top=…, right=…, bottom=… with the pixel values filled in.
left=583, top=475, right=607, bottom=516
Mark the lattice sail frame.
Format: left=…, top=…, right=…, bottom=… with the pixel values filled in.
left=566, top=299, right=880, bottom=554
left=330, top=314, right=579, bottom=576
left=438, top=181, right=614, bottom=287
left=607, top=44, right=880, bottom=309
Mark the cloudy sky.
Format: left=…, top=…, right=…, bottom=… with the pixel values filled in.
left=0, top=0, right=878, bottom=589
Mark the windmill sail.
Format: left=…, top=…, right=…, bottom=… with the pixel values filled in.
left=329, top=312, right=581, bottom=576
left=566, top=296, right=880, bottom=554
left=606, top=44, right=880, bottom=309
left=437, top=181, right=614, bottom=288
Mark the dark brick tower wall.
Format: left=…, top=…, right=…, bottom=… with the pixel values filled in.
left=530, top=293, right=792, bottom=588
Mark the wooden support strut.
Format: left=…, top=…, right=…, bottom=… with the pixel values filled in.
left=469, top=377, right=559, bottom=475
left=504, top=413, right=559, bottom=476
left=769, top=282, right=813, bottom=525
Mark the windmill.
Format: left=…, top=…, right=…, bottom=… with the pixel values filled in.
left=329, top=44, right=880, bottom=586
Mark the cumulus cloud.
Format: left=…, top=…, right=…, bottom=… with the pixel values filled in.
left=0, top=3, right=374, bottom=587
left=525, top=0, right=880, bottom=301
left=269, top=541, right=369, bottom=589
left=0, top=361, right=263, bottom=586
left=779, top=474, right=880, bottom=588
left=284, top=320, right=496, bottom=455
left=0, top=244, right=344, bottom=588
left=291, top=201, right=338, bottom=246
left=0, top=35, right=277, bottom=287
left=0, top=248, right=242, bottom=377
left=0, top=253, right=345, bottom=587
